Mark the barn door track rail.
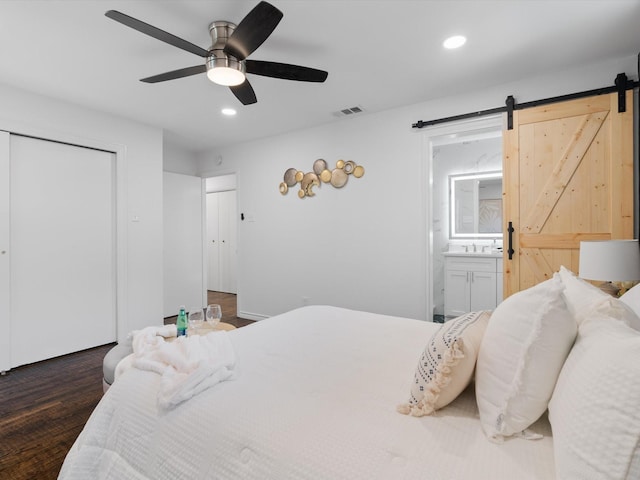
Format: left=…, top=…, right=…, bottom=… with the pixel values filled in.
left=412, top=72, right=639, bottom=131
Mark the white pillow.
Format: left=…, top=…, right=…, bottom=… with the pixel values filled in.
left=558, top=265, right=610, bottom=319
left=549, top=312, right=640, bottom=479
left=475, top=274, right=576, bottom=441
left=397, top=310, right=490, bottom=417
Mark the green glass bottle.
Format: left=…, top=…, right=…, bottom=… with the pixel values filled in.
left=176, top=305, right=187, bottom=337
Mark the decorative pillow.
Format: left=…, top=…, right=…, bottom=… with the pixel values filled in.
left=397, top=310, right=490, bottom=417
left=557, top=265, right=610, bottom=319
left=549, top=312, right=640, bottom=479
left=475, top=274, right=576, bottom=441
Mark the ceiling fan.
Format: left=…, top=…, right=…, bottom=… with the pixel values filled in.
left=105, top=1, right=328, bottom=105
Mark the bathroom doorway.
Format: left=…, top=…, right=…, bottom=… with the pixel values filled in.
left=424, top=115, right=503, bottom=322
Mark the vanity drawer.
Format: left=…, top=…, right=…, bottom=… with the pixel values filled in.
left=444, top=256, right=498, bottom=273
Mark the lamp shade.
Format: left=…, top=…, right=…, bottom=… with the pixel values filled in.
left=579, top=240, right=640, bottom=282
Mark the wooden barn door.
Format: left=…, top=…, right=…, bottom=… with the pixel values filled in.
left=503, top=91, right=634, bottom=296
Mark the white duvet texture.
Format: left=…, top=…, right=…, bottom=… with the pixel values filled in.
left=59, top=306, right=554, bottom=480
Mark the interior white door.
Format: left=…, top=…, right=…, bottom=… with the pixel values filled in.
left=163, top=172, right=204, bottom=317
left=206, top=193, right=221, bottom=292
left=10, top=135, right=116, bottom=367
left=0, top=131, right=10, bottom=372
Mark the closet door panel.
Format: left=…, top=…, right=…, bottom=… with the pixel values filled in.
left=10, top=136, right=116, bottom=367
left=0, top=131, right=9, bottom=372
left=219, top=190, right=237, bottom=294
left=206, top=193, right=221, bottom=292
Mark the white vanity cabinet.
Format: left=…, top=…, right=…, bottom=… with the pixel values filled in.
left=444, top=254, right=503, bottom=318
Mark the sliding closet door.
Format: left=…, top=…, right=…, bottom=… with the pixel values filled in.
left=0, top=131, right=9, bottom=372
left=503, top=91, right=634, bottom=296
left=10, top=135, right=116, bottom=367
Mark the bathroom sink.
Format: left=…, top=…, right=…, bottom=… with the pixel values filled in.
left=445, top=248, right=502, bottom=256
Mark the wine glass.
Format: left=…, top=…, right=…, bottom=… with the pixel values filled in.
left=206, top=304, right=222, bottom=329
left=188, top=307, right=205, bottom=336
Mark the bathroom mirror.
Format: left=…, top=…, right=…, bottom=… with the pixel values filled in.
left=450, top=171, right=502, bottom=238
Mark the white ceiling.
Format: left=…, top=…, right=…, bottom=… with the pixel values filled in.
left=1, top=0, right=639, bottom=153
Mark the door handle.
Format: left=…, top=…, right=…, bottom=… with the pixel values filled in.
left=507, top=221, right=515, bottom=260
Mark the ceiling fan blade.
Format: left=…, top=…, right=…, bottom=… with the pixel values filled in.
left=105, top=10, right=209, bottom=58
left=140, top=65, right=207, bottom=83
left=245, top=60, right=328, bottom=82
left=230, top=80, right=257, bottom=105
left=224, top=1, right=283, bottom=61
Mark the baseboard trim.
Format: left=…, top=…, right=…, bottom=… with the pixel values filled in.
left=238, top=311, right=270, bottom=322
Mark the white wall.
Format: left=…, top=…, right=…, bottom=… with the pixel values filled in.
left=163, top=136, right=199, bottom=175
left=163, top=172, right=204, bottom=317
left=196, top=54, right=638, bottom=322
left=0, top=82, right=164, bottom=342
left=201, top=108, right=426, bottom=320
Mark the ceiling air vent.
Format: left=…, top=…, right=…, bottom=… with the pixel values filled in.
left=333, top=105, right=365, bottom=118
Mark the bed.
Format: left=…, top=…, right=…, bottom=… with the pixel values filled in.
left=59, top=267, right=640, bottom=480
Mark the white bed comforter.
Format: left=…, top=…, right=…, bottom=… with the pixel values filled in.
left=58, top=306, right=555, bottom=480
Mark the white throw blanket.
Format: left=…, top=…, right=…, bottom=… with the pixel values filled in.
left=118, top=325, right=237, bottom=410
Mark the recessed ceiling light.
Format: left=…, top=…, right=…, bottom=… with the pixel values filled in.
left=443, top=35, right=466, bottom=49
left=221, top=108, right=237, bottom=116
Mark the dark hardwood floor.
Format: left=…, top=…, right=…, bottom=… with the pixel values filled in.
left=0, top=343, right=113, bottom=480
left=0, top=291, right=246, bottom=479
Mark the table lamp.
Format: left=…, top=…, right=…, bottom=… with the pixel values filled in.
left=579, top=240, right=640, bottom=296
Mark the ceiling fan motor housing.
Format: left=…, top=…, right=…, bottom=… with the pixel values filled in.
left=207, top=21, right=246, bottom=82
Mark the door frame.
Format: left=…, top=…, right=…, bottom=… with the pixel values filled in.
left=422, top=114, right=504, bottom=321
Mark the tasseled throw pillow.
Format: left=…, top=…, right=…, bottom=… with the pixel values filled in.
left=398, top=310, right=490, bottom=417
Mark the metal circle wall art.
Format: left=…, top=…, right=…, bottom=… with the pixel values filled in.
left=279, top=159, right=365, bottom=199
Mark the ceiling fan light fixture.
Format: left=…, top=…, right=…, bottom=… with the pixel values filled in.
left=206, top=53, right=246, bottom=86
left=207, top=66, right=246, bottom=86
